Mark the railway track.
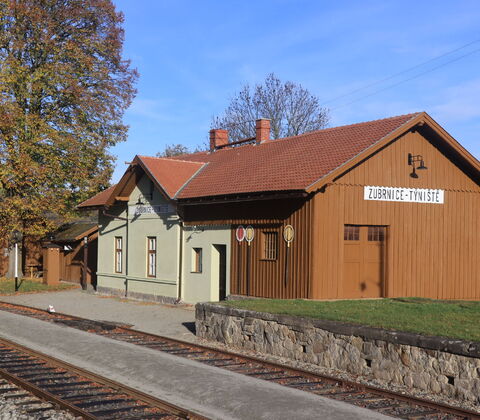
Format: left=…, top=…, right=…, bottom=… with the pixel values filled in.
left=0, top=301, right=478, bottom=420
left=0, top=335, right=204, bottom=419
left=0, top=376, right=77, bottom=419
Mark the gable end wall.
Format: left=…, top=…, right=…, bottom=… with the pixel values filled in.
left=311, top=129, right=480, bottom=299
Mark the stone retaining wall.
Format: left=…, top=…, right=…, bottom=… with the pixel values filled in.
left=196, top=303, right=480, bottom=404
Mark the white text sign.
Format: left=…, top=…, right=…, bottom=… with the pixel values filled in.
left=364, top=186, right=444, bottom=204
left=132, top=204, right=174, bottom=216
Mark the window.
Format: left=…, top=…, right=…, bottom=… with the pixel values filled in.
left=368, top=226, right=385, bottom=242
left=262, top=232, right=278, bottom=260
left=147, top=237, right=156, bottom=277
left=114, top=237, right=123, bottom=273
left=192, top=248, right=202, bottom=273
left=344, top=225, right=360, bottom=241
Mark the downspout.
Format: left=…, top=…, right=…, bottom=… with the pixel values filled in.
left=102, top=208, right=129, bottom=297
left=176, top=221, right=183, bottom=303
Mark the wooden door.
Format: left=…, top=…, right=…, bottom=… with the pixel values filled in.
left=343, top=225, right=385, bottom=298
left=215, top=245, right=227, bottom=301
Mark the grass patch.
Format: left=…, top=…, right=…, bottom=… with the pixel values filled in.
left=0, top=278, right=77, bottom=295
left=220, top=298, right=480, bottom=342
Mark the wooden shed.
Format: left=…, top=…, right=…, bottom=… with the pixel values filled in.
left=43, top=222, right=98, bottom=288
left=179, top=112, right=480, bottom=300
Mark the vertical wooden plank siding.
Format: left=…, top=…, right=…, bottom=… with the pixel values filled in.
left=183, top=197, right=314, bottom=299
left=229, top=197, right=313, bottom=299
left=311, top=130, right=480, bottom=300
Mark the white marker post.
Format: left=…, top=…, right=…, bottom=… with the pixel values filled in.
left=11, top=230, right=22, bottom=292
left=14, top=242, right=18, bottom=292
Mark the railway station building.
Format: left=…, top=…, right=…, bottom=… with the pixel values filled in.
left=79, top=112, right=480, bottom=303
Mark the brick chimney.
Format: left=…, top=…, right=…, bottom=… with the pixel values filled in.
left=255, top=119, right=270, bottom=144
left=209, top=129, right=228, bottom=151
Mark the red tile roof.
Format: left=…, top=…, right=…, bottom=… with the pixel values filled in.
left=78, top=185, right=116, bottom=208
left=175, top=113, right=421, bottom=199
left=78, top=113, right=423, bottom=207
left=138, top=156, right=205, bottom=198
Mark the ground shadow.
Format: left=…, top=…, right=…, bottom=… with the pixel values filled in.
left=182, top=321, right=196, bottom=334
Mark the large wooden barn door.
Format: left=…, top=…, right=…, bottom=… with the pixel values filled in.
left=343, top=225, right=385, bottom=298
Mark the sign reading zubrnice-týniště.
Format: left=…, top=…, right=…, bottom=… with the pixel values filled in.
left=364, top=186, right=444, bottom=204
left=131, top=204, right=174, bottom=215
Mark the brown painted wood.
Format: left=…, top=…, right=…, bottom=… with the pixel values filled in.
left=311, top=129, right=480, bottom=300
left=181, top=125, right=479, bottom=301
left=183, top=197, right=314, bottom=299
left=344, top=226, right=384, bottom=298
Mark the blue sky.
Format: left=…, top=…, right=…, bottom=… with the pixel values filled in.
left=111, top=0, right=480, bottom=182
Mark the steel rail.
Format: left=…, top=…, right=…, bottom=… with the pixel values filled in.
left=107, top=326, right=480, bottom=419
left=0, top=335, right=207, bottom=420
left=0, top=364, right=96, bottom=419
left=0, top=301, right=478, bottom=419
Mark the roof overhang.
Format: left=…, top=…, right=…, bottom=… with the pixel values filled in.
left=178, top=190, right=309, bottom=205
left=103, top=155, right=173, bottom=208
left=305, top=112, right=480, bottom=193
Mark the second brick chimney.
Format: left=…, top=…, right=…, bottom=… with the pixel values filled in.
left=255, top=119, right=270, bottom=144
left=209, top=129, right=228, bottom=151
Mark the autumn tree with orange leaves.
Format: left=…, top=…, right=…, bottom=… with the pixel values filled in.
left=0, top=0, right=137, bottom=243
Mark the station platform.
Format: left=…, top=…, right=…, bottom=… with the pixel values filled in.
left=0, top=290, right=390, bottom=419
left=0, top=289, right=196, bottom=341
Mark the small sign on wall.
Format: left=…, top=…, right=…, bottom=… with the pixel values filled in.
left=364, top=186, right=444, bottom=204
left=236, top=225, right=245, bottom=242
left=132, top=204, right=174, bottom=215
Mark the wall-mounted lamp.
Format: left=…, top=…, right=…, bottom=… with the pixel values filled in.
left=408, top=153, right=428, bottom=178
left=136, top=196, right=144, bottom=205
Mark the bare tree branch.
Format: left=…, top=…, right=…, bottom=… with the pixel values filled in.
left=212, top=73, right=329, bottom=141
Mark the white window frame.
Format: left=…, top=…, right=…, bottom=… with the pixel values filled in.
left=147, top=237, right=157, bottom=277
left=114, top=237, right=123, bottom=273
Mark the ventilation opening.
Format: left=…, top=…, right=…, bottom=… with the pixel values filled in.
left=447, top=376, right=455, bottom=385
left=302, top=345, right=307, bottom=353
left=365, top=359, right=372, bottom=368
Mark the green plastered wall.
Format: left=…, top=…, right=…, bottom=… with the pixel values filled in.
left=97, top=174, right=180, bottom=300
left=182, top=225, right=231, bottom=303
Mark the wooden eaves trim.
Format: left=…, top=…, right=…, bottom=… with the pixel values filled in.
left=104, top=155, right=173, bottom=209
left=305, top=112, right=480, bottom=193
left=421, top=113, right=480, bottom=174
left=73, top=225, right=98, bottom=241
left=104, top=164, right=139, bottom=208
left=178, top=190, right=309, bottom=205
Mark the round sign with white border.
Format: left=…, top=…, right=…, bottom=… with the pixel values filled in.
left=245, top=225, right=255, bottom=244
left=283, top=225, right=294, bottom=246
left=236, top=225, right=246, bottom=242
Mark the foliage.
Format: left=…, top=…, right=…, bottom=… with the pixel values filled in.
left=0, top=277, right=76, bottom=294
left=0, top=0, right=138, bottom=240
left=156, top=144, right=191, bottom=158
left=212, top=73, right=329, bottom=142
left=156, top=143, right=207, bottom=158
left=221, top=298, right=480, bottom=342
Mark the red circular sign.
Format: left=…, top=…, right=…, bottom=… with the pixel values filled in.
left=236, top=225, right=246, bottom=242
